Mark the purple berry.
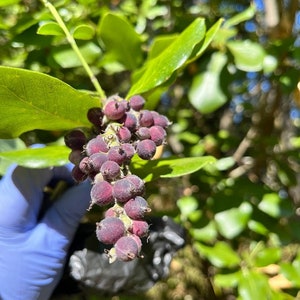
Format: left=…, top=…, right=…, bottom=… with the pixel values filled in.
left=122, top=112, right=138, bottom=132
left=87, top=107, right=104, bottom=128
left=88, top=152, right=108, bottom=172
left=100, top=160, right=121, bottom=180
left=129, top=95, right=145, bottom=111
left=124, top=196, right=151, bottom=220
left=149, top=125, right=166, bottom=146
left=64, top=129, right=87, bottom=150
left=79, top=156, right=91, bottom=173
left=103, top=98, right=127, bottom=120
left=68, top=149, right=83, bottom=165
left=85, top=136, right=109, bottom=155
left=152, top=112, right=170, bottom=128
left=108, top=146, right=127, bottom=165
left=90, top=180, right=114, bottom=206
left=136, top=139, right=157, bottom=160
left=129, top=234, right=142, bottom=252
left=71, top=165, right=88, bottom=183
left=121, top=143, right=135, bottom=162
left=139, top=110, right=154, bottom=127
left=117, top=126, right=132, bottom=143
left=113, top=178, right=136, bottom=203
left=114, top=236, right=140, bottom=261
left=96, top=217, right=125, bottom=244
left=130, top=220, right=149, bottom=237
left=126, top=174, right=145, bottom=195
left=136, top=127, right=151, bottom=140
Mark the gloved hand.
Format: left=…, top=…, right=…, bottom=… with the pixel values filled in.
left=0, top=164, right=91, bottom=300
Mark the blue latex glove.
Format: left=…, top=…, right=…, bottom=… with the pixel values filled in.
left=0, top=164, right=91, bottom=300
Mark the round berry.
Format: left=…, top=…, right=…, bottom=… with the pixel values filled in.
left=87, top=107, right=104, bottom=128
left=85, top=136, right=109, bottom=155
left=114, top=236, right=140, bottom=261
left=90, top=180, right=114, bottom=206
left=88, top=152, right=108, bottom=172
left=96, top=217, right=125, bottom=244
left=113, top=178, right=136, bottom=203
left=71, top=165, right=88, bottom=183
left=136, top=139, right=157, bottom=160
left=124, top=196, right=151, bottom=220
left=149, top=125, right=166, bottom=146
left=129, top=95, right=145, bottom=111
left=103, top=98, right=127, bottom=120
left=126, top=174, right=145, bottom=195
left=64, top=129, right=87, bottom=150
left=117, top=126, right=132, bottom=143
left=130, top=220, right=149, bottom=237
left=139, top=110, right=154, bottom=127
left=100, top=160, right=121, bottom=180
left=108, top=146, right=127, bottom=165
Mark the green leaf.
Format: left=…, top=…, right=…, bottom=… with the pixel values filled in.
left=227, top=40, right=266, bottom=72
left=72, top=24, right=95, bottom=40
left=188, top=51, right=227, bottom=114
left=128, top=18, right=206, bottom=97
left=254, top=247, right=281, bottom=267
left=131, top=155, right=216, bottom=182
left=238, top=271, right=272, bottom=300
left=0, top=139, right=26, bottom=175
left=191, top=18, right=224, bottom=60
left=214, top=271, right=242, bottom=288
left=191, top=221, right=218, bottom=243
left=37, top=22, right=64, bottom=36
left=258, top=193, right=281, bottom=218
left=0, top=0, right=20, bottom=7
left=147, top=34, right=178, bottom=60
left=98, top=13, right=143, bottom=70
left=195, top=241, right=241, bottom=268
left=248, top=220, right=269, bottom=236
left=223, top=4, right=256, bottom=28
left=177, top=196, right=199, bottom=220
left=0, top=66, right=100, bottom=139
left=215, top=202, right=252, bottom=239
left=0, top=145, right=70, bottom=168
left=52, top=42, right=101, bottom=68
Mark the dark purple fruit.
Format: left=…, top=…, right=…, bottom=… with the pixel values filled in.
left=139, top=110, right=154, bottom=127
left=136, top=127, right=150, bottom=140
left=100, top=160, right=121, bottom=181
left=114, top=235, right=140, bottom=261
left=88, top=152, right=108, bottom=172
left=149, top=125, right=166, bottom=146
left=128, top=95, right=145, bottom=111
left=117, top=126, right=132, bottom=143
left=107, top=146, right=127, bottom=165
left=87, top=107, right=104, bottom=128
left=64, top=129, right=87, bottom=150
left=103, top=98, right=127, bottom=120
left=122, top=112, right=138, bottom=132
left=136, top=139, right=156, bottom=160
left=130, top=220, right=149, bottom=237
left=96, top=217, right=125, bottom=244
left=71, top=165, right=88, bottom=183
left=152, top=112, right=170, bottom=128
left=126, top=174, right=145, bottom=195
left=90, top=180, right=114, bottom=206
left=68, top=149, right=83, bottom=165
left=124, top=196, right=150, bottom=220
left=112, top=178, right=136, bottom=203
left=85, top=136, right=109, bottom=155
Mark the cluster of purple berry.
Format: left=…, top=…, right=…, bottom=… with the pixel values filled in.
left=64, top=95, right=170, bottom=262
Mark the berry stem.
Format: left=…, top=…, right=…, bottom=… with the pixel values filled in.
left=41, top=0, right=106, bottom=100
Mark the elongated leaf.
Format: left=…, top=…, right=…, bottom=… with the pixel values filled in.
left=223, top=4, right=256, bottom=28
left=0, top=145, right=70, bottom=168
left=131, top=155, right=216, bottom=182
left=127, top=18, right=206, bottom=97
left=37, top=22, right=64, bottom=36
left=0, top=66, right=100, bottom=138
left=98, top=13, right=143, bottom=70
left=0, top=138, right=26, bottom=174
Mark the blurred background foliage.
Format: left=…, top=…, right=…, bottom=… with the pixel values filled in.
left=1, top=0, right=300, bottom=299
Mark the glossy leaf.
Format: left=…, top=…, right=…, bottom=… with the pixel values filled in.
left=72, top=24, right=95, bottom=40
left=214, top=271, right=242, bottom=288
left=227, top=40, right=266, bottom=72
left=127, top=18, right=206, bottom=97
left=0, top=145, right=70, bottom=168
left=52, top=42, right=101, bottom=68
left=98, top=13, right=143, bottom=70
left=254, top=247, right=281, bottom=267
left=131, top=155, right=216, bottom=182
left=189, top=51, right=227, bottom=114
left=195, top=241, right=241, bottom=268
left=0, top=138, right=26, bottom=175
left=0, top=66, right=100, bottom=138
left=258, top=193, right=281, bottom=218
left=215, top=202, right=252, bottom=239
left=37, top=22, right=64, bottom=36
